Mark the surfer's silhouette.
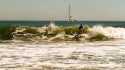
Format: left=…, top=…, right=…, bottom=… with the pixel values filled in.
left=79, top=24, right=83, bottom=30
left=79, top=24, right=83, bottom=34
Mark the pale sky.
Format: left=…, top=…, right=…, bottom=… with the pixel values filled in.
left=0, top=0, right=125, bottom=21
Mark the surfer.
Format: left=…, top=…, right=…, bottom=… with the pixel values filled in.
left=74, top=34, right=80, bottom=41
left=74, top=24, right=83, bottom=41
left=79, top=24, right=83, bottom=30
left=79, top=24, right=83, bottom=34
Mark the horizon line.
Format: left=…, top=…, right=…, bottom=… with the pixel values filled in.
left=0, top=20, right=125, bottom=22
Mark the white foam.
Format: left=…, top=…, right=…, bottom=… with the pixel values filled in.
left=90, top=25, right=125, bottom=39
left=0, top=41, right=125, bottom=70
left=49, top=21, right=58, bottom=29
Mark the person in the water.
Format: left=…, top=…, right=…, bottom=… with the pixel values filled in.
left=74, top=24, right=83, bottom=41
left=79, top=24, right=83, bottom=34
left=79, top=24, right=83, bottom=30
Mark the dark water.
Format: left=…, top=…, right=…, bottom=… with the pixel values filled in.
left=0, top=21, right=125, bottom=27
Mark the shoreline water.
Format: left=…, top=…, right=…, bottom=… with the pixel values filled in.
left=0, top=38, right=114, bottom=44
left=0, top=40, right=125, bottom=70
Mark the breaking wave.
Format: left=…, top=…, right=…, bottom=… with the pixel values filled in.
left=0, top=23, right=125, bottom=42
left=90, top=25, right=125, bottom=39
left=40, top=23, right=125, bottom=41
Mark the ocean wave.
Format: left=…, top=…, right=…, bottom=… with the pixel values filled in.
left=0, top=23, right=125, bottom=42
left=90, top=25, right=125, bottom=39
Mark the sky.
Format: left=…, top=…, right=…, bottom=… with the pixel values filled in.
left=0, top=0, right=125, bottom=21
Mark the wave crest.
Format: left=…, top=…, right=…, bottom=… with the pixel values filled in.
left=0, top=24, right=125, bottom=42
left=90, top=25, right=125, bottom=39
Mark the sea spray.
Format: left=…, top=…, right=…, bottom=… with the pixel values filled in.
left=49, top=21, right=58, bottom=29
left=90, top=25, right=125, bottom=39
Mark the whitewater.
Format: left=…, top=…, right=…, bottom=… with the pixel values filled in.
left=44, top=22, right=125, bottom=40
left=0, top=23, right=125, bottom=70
left=0, top=41, right=125, bottom=70
left=90, top=25, right=125, bottom=39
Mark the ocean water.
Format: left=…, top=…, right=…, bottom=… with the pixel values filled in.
left=0, top=41, right=125, bottom=70
left=0, top=21, right=125, bottom=27
left=0, top=21, right=125, bottom=70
